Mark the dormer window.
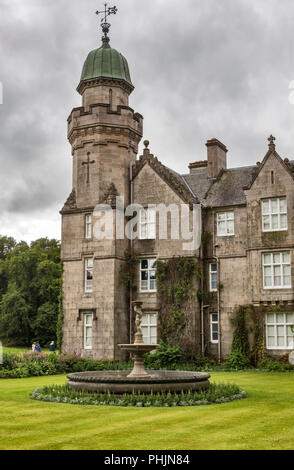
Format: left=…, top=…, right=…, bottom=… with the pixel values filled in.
left=262, top=197, right=287, bottom=232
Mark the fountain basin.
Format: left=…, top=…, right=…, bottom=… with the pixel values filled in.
left=67, top=370, right=210, bottom=394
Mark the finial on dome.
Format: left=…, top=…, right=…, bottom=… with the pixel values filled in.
left=96, top=3, right=118, bottom=46
left=268, top=135, right=276, bottom=151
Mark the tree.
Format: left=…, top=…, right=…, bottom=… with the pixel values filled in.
left=0, top=237, right=61, bottom=346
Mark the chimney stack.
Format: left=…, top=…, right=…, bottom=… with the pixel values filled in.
left=206, top=138, right=228, bottom=179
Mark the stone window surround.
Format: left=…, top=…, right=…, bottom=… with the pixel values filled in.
left=266, top=312, right=294, bottom=350
left=209, top=262, right=218, bottom=292
left=141, top=312, right=158, bottom=345
left=216, top=211, right=235, bottom=237
left=262, top=251, right=291, bottom=290
left=138, top=206, right=156, bottom=240
left=210, top=313, right=219, bottom=344
left=84, top=257, right=94, bottom=293
left=139, top=258, right=157, bottom=293
left=85, top=213, right=92, bottom=239
left=261, top=196, right=287, bottom=232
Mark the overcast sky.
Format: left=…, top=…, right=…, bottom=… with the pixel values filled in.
left=0, top=0, right=294, bottom=242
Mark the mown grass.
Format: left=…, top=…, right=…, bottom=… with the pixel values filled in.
left=3, top=346, right=51, bottom=354
left=0, top=372, right=294, bottom=450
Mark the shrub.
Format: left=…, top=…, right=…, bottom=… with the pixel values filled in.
left=31, top=383, right=247, bottom=407
left=144, top=342, right=184, bottom=369
left=223, top=351, right=251, bottom=370
left=257, top=359, right=294, bottom=372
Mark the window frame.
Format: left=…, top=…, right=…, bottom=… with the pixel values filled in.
left=84, top=313, right=93, bottom=350
left=261, top=197, right=287, bottom=232
left=217, top=211, right=235, bottom=237
left=85, top=257, right=94, bottom=293
left=266, top=312, right=294, bottom=350
left=139, top=207, right=156, bottom=240
left=85, top=214, right=92, bottom=239
left=210, top=313, right=219, bottom=344
left=141, top=313, right=158, bottom=345
left=262, top=251, right=291, bottom=290
left=209, top=263, right=218, bottom=292
left=139, top=259, right=157, bottom=293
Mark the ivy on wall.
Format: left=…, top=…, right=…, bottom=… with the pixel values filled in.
left=156, top=257, right=202, bottom=349
left=119, top=251, right=140, bottom=291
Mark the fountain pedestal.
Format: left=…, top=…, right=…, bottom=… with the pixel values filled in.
left=119, top=344, right=157, bottom=378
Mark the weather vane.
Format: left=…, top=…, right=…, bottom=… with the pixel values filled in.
left=96, top=3, right=118, bottom=44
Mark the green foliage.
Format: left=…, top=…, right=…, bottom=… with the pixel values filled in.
left=144, top=341, right=184, bottom=368
left=0, top=351, right=132, bottom=378
left=223, top=351, right=251, bottom=370
left=31, top=383, right=247, bottom=407
left=156, top=257, right=201, bottom=353
left=119, top=251, right=140, bottom=290
left=257, top=359, right=294, bottom=372
left=0, top=236, right=61, bottom=347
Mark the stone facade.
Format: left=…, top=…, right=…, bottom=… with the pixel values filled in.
left=61, top=39, right=294, bottom=361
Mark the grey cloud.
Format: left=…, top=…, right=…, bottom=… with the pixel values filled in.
left=0, top=0, right=294, bottom=240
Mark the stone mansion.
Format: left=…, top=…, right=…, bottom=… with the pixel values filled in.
left=60, top=26, right=294, bottom=361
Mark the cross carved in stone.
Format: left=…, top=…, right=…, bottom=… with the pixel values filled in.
left=82, top=152, right=95, bottom=184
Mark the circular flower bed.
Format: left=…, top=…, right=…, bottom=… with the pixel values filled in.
left=30, top=383, right=247, bottom=407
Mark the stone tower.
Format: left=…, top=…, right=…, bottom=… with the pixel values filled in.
left=61, top=15, right=143, bottom=359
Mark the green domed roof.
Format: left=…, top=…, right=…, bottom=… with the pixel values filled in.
left=80, top=43, right=133, bottom=88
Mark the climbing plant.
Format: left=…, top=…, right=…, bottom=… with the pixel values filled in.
left=156, top=257, right=202, bottom=350
left=119, top=251, right=140, bottom=291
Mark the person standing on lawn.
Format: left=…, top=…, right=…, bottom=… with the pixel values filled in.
left=49, top=341, right=56, bottom=352
left=35, top=342, right=41, bottom=353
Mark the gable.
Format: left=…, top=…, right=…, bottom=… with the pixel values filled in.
left=133, top=163, right=190, bottom=206
left=132, top=154, right=198, bottom=205
left=245, top=150, right=294, bottom=196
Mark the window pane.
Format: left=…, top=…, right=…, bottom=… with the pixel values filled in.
left=280, top=214, right=287, bottom=229
left=141, top=271, right=148, bottom=281
left=273, top=253, right=281, bottom=264
left=279, top=198, right=287, bottom=212
left=267, top=314, right=275, bottom=323
left=210, top=263, right=217, bottom=272
left=150, top=260, right=157, bottom=269
left=227, top=221, right=234, bottom=234
left=218, top=213, right=226, bottom=221
left=227, top=212, right=234, bottom=220
left=264, top=276, right=272, bottom=287
left=140, top=224, right=147, bottom=239
left=267, top=325, right=275, bottom=336
left=141, top=260, right=148, bottom=270
left=277, top=313, right=284, bottom=323
left=87, top=258, right=93, bottom=268
left=150, top=314, right=157, bottom=325
left=263, top=215, right=270, bottom=230
left=286, top=313, right=294, bottom=324
left=141, top=314, right=148, bottom=325
left=140, top=280, right=148, bottom=290
left=263, top=254, right=272, bottom=265
left=268, top=336, right=275, bottom=347
left=282, top=252, right=290, bottom=264
left=212, top=332, right=218, bottom=341
left=218, top=221, right=226, bottom=235
left=148, top=208, right=156, bottom=223
left=262, top=200, right=270, bottom=214
left=271, top=199, right=278, bottom=213
left=272, top=214, right=279, bottom=229
left=211, top=273, right=217, bottom=290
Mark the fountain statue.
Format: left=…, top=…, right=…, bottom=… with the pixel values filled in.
left=67, top=301, right=210, bottom=394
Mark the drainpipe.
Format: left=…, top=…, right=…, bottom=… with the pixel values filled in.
left=213, top=210, right=222, bottom=364
left=129, top=151, right=134, bottom=344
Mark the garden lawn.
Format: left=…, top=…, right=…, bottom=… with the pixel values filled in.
left=0, top=372, right=294, bottom=450
left=3, top=346, right=51, bottom=354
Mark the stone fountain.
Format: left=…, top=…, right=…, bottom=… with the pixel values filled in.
left=67, top=301, right=210, bottom=394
